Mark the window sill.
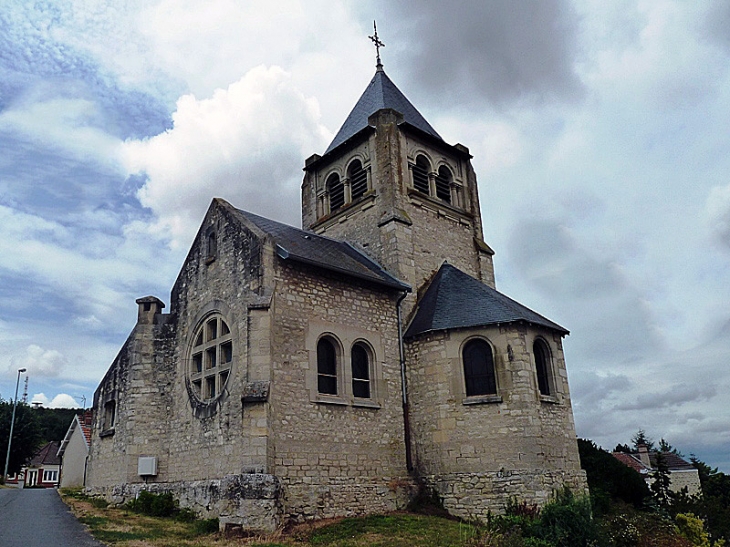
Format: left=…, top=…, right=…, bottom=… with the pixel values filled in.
left=100, top=428, right=115, bottom=438
left=352, top=399, right=381, bottom=409
left=540, top=394, right=560, bottom=404
left=463, top=395, right=502, bottom=405
left=314, top=394, right=348, bottom=406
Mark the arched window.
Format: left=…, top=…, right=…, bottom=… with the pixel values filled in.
left=189, top=314, right=233, bottom=401
left=533, top=339, right=552, bottom=396
left=327, top=173, right=344, bottom=212
left=412, top=155, right=430, bottom=194
left=351, top=342, right=371, bottom=399
left=462, top=339, right=496, bottom=396
left=317, top=337, right=338, bottom=395
left=348, top=160, right=368, bottom=201
left=436, top=165, right=452, bottom=203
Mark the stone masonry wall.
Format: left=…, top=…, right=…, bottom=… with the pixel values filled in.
left=405, top=323, right=586, bottom=520
left=269, top=261, right=414, bottom=522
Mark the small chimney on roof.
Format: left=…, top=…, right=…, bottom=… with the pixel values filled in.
left=637, top=443, right=651, bottom=467
left=136, top=296, right=165, bottom=325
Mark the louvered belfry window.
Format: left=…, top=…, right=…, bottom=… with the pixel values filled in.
left=413, top=155, right=430, bottom=194
left=436, top=165, right=452, bottom=203
left=349, top=160, right=368, bottom=201
left=327, top=174, right=344, bottom=212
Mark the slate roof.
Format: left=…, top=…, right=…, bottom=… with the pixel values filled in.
left=405, top=263, right=568, bottom=339
left=29, top=441, right=61, bottom=466
left=324, top=68, right=442, bottom=155
left=236, top=208, right=410, bottom=291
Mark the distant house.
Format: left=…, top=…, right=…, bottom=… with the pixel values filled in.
left=612, top=444, right=702, bottom=496
left=24, top=441, right=61, bottom=488
left=57, top=411, right=93, bottom=488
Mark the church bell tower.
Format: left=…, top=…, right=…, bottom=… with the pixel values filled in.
left=302, top=37, right=495, bottom=299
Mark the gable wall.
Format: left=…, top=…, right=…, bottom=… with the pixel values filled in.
left=59, top=424, right=89, bottom=488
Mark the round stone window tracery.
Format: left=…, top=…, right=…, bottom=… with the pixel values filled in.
left=188, top=313, right=233, bottom=403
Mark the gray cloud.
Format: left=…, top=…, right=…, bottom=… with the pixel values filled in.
left=374, top=0, right=583, bottom=107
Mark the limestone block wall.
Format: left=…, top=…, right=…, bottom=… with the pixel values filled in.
left=405, top=323, right=586, bottom=519
left=269, top=261, right=414, bottom=521
left=669, top=469, right=702, bottom=496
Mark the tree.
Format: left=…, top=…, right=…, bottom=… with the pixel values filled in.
left=578, top=438, right=651, bottom=512
left=652, top=451, right=672, bottom=508
left=0, top=400, right=42, bottom=477
left=632, top=429, right=655, bottom=451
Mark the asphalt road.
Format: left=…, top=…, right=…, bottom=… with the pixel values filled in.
left=0, top=487, right=104, bottom=547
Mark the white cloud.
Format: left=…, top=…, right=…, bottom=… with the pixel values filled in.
left=123, top=65, right=331, bottom=245
left=0, top=96, right=123, bottom=170
left=30, top=393, right=79, bottom=409
left=9, top=345, right=67, bottom=377
left=707, top=183, right=730, bottom=249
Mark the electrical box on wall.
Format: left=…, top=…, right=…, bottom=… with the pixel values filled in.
left=138, top=456, right=158, bottom=476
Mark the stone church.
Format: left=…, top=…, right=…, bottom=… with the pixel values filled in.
left=87, top=58, right=586, bottom=531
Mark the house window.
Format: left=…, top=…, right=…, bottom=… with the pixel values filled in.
left=327, top=173, right=344, bottom=212
left=412, top=155, right=430, bottom=194
left=43, top=470, right=58, bottom=482
left=317, top=337, right=338, bottom=395
left=348, top=160, right=368, bottom=201
left=534, top=338, right=553, bottom=396
left=436, top=165, right=452, bottom=203
left=462, top=339, right=497, bottom=396
left=351, top=342, right=371, bottom=399
left=189, top=314, right=233, bottom=403
left=103, top=400, right=116, bottom=430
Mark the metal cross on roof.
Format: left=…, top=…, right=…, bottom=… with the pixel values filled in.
left=369, top=20, right=385, bottom=70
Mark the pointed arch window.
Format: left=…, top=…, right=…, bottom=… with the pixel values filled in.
left=348, top=160, right=368, bottom=201
left=413, top=155, right=430, bottom=194
left=462, top=339, right=497, bottom=396
left=327, top=173, right=344, bottom=212
left=533, top=339, right=553, bottom=396
left=436, top=165, right=452, bottom=203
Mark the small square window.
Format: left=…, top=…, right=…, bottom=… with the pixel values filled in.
left=221, top=341, right=232, bottom=364
left=206, top=347, right=216, bottom=369
left=206, top=377, right=216, bottom=399
left=193, top=353, right=203, bottom=373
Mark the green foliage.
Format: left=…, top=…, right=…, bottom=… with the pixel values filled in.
left=0, top=401, right=42, bottom=475
left=125, top=491, right=179, bottom=517
left=651, top=451, right=673, bottom=508
left=577, top=438, right=651, bottom=511
left=531, top=488, right=596, bottom=547
left=192, top=518, right=220, bottom=535
left=632, top=429, right=655, bottom=451
left=32, top=406, right=83, bottom=444
left=676, top=513, right=711, bottom=547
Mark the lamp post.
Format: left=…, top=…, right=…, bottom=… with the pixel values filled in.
left=3, top=368, right=27, bottom=483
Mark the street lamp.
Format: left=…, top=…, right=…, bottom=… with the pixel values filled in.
left=3, top=368, right=27, bottom=483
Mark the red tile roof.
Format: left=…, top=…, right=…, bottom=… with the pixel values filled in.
left=612, top=452, right=650, bottom=473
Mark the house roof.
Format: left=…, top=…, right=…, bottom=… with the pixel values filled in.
left=324, top=68, right=442, bottom=155
left=29, top=441, right=61, bottom=467
left=612, top=451, right=696, bottom=472
left=58, top=411, right=93, bottom=457
left=405, top=263, right=568, bottom=339
left=650, top=452, right=696, bottom=471
left=612, top=452, right=650, bottom=473
left=234, top=207, right=410, bottom=292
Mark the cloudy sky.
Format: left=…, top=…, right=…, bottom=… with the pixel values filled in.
left=2, top=1, right=730, bottom=471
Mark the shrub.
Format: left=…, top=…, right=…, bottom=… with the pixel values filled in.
left=125, top=491, right=177, bottom=517
left=532, top=488, right=597, bottom=547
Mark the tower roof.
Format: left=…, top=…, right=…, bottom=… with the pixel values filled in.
left=324, top=69, right=442, bottom=155
left=405, top=263, right=568, bottom=338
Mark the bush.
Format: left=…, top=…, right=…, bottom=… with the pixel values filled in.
left=532, top=488, right=597, bottom=547
left=125, top=491, right=178, bottom=517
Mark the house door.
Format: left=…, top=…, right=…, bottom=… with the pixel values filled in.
left=26, top=470, right=37, bottom=487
